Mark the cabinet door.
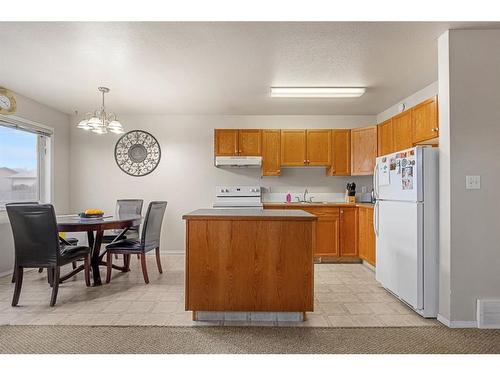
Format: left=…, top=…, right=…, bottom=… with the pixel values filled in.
left=358, top=207, right=375, bottom=265
left=238, top=129, right=262, bottom=156
left=392, top=110, right=413, bottom=152
left=281, top=130, right=307, bottom=166
left=304, top=207, right=340, bottom=257
left=328, top=129, right=351, bottom=176
left=377, top=119, right=394, bottom=156
left=262, top=130, right=281, bottom=176
left=306, top=129, right=331, bottom=166
left=340, top=207, right=358, bottom=257
left=214, top=129, right=238, bottom=156
left=351, top=126, right=378, bottom=175
left=412, top=96, right=438, bottom=144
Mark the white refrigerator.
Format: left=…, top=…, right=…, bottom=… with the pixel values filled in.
left=373, top=146, right=439, bottom=318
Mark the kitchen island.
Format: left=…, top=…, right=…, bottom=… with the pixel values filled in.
left=182, top=209, right=317, bottom=321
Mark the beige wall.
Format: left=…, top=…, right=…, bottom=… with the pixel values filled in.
left=69, top=115, right=375, bottom=252
left=376, top=81, right=438, bottom=124
left=0, top=92, right=71, bottom=276
left=438, top=29, right=500, bottom=324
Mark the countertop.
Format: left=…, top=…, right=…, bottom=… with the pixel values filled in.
left=182, top=208, right=317, bottom=220
left=262, top=202, right=375, bottom=209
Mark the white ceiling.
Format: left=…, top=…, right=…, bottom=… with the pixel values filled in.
left=0, top=22, right=498, bottom=115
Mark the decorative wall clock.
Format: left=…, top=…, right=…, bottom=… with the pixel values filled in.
left=114, top=130, right=161, bottom=176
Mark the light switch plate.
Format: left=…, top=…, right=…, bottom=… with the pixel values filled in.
left=466, top=175, right=481, bottom=190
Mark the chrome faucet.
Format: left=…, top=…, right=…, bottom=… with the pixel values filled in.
left=303, top=189, right=309, bottom=202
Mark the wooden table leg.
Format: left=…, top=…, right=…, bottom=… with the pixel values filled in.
left=88, top=230, right=104, bottom=286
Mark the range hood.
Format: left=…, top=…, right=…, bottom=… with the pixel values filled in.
left=215, top=156, right=262, bottom=168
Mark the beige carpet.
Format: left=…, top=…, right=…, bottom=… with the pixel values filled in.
left=0, top=325, right=499, bottom=353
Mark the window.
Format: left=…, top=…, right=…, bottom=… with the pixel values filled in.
left=0, top=118, right=52, bottom=208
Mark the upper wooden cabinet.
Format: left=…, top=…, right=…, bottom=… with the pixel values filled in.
left=214, top=129, right=239, bottom=156
left=281, top=130, right=307, bottom=166
left=262, top=130, right=281, bottom=176
left=412, top=96, right=438, bottom=144
left=306, top=129, right=331, bottom=166
left=339, top=207, right=358, bottom=257
left=377, top=119, right=394, bottom=156
left=393, top=110, right=413, bottom=152
left=328, top=129, right=351, bottom=176
left=214, top=129, right=262, bottom=156
left=238, top=129, right=262, bottom=156
left=351, top=126, right=378, bottom=175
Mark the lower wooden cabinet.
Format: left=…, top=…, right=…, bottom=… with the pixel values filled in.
left=358, top=206, right=376, bottom=266
left=339, top=207, right=358, bottom=257
left=263, top=204, right=374, bottom=261
left=307, top=207, right=340, bottom=257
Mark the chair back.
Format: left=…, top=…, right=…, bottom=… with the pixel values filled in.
left=140, top=201, right=167, bottom=251
left=116, top=199, right=143, bottom=233
left=6, top=203, right=60, bottom=267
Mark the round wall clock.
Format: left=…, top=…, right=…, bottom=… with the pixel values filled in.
left=114, top=130, right=161, bottom=176
left=0, top=88, right=17, bottom=115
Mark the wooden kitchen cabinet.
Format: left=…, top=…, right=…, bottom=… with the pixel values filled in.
left=392, top=110, right=413, bottom=152
left=306, top=129, right=331, bottom=166
left=377, top=119, right=394, bottom=156
left=280, top=130, right=307, bottom=166
left=214, top=129, right=262, bottom=156
left=262, top=130, right=281, bottom=176
left=214, top=129, right=239, bottom=156
left=238, top=129, right=262, bottom=156
left=351, top=125, right=378, bottom=175
left=412, top=96, right=438, bottom=144
left=327, top=129, right=351, bottom=176
left=307, top=207, right=340, bottom=257
left=339, top=207, right=358, bottom=257
left=358, top=206, right=375, bottom=266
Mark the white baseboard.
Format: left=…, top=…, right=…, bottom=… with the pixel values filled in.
left=0, top=270, right=12, bottom=278
left=438, top=314, right=477, bottom=328
left=164, top=250, right=185, bottom=254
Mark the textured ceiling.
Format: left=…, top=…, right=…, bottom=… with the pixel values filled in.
left=0, top=22, right=498, bottom=115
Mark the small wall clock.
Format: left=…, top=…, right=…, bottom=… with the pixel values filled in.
left=114, top=130, right=161, bottom=176
left=0, top=88, right=17, bottom=115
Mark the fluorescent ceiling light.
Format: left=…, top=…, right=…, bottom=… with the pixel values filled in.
left=270, top=87, right=366, bottom=98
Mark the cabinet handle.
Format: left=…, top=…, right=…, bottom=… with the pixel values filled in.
left=304, top=160, right=307, bottom=164
left=340, top=210, right=344, bottom=214
left=432, top=128, right=438, bottom=132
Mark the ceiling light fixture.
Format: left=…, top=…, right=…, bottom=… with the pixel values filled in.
left=270, top=87, right=366, bottom=98
left=76, top=87, right=124, bottom=135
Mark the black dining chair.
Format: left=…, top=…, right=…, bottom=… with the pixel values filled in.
left=6, top=202, right=80, bottom=282
left=105, top=201, right=167, bottom=284
left=6, top=203, right=92, bottom=307
left=101, top=199, right=144, bottom=266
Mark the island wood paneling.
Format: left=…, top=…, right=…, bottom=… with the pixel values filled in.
left=185, top=218, right=314, bottom=312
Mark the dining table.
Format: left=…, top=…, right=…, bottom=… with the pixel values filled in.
left=56, top=214, right=142, bottom=286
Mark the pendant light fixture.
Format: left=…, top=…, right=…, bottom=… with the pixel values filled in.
left=77, top=87, right=124, bottom=134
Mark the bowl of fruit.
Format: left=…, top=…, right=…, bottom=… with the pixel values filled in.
left=79, top=209, right=105, bottom=219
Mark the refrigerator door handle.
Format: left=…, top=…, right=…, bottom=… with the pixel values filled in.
left=373, top=163, right=379, bottom=199
left=373, top=201, right=379, bottom=237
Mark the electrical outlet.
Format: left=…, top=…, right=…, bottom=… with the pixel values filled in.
left=465, top=175, right=481, bottom=190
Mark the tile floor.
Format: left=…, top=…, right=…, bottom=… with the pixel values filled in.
left=0, top=254, right=439, bottom=327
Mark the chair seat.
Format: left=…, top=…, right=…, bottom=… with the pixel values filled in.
left=106, top=239, right=143, bottom=253
left=60, top=245, right=91, bottom=263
